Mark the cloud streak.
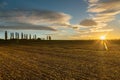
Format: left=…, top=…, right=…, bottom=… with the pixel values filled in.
left=0, top=9, right=72, bottom=31
left=0, top=10, right=71, bottom=26
left=0, top=25, right=56, bottom=31
left=0, top=22, right=56, bottom=31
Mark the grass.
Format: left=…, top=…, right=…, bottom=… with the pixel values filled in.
left=0, top=40, right=120, bottom=80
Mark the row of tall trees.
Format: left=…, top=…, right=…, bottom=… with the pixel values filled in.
left=4, top=31, right=52, bottom=40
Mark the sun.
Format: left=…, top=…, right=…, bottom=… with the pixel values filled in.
left=100, top=35, right=106, bottom=40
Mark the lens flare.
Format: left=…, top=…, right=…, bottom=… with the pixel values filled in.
left=100, top=36, right=106, bottom=40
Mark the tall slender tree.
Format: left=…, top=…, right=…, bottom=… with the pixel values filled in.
left=5, top=31, right=7, bottom=40
left=21, top=33, right=23, bottom=39
left=49, top=36, right=51, bottom=40
left=35, top=34, right=37, bottom=40
left=29, top=34, right=31, bottom=40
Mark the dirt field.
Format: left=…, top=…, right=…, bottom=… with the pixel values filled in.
left=0, top=40, right=120, bottom=80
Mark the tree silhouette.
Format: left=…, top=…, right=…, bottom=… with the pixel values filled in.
left=29, top=34, right=31, bottom=40
left=21, top=33, right=24, bottom=39
left=49, top=36, right=51, bottom=40
left=5, top=31, right=7, bottom=40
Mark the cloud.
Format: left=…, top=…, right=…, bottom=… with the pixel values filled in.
left=80, top=19, right=97, bottom=26
left=88, top=0, right=98, bottom=3
left=84, top=0, right=120, bottom=33
left=87, top=0, right=120, bottom=23
left=0, top=22, right=56, bottom=31
left=0, top=25, right=56, bottom=31
left=90, top=28, right=113, bottom=33
left=0, top=9, right=72, bottom=31
left=0, top=10, right=71, bottom=26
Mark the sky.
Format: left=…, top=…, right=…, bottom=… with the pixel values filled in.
left=0, top=0, right=120, bottom=40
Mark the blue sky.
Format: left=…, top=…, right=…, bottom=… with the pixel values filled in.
left=0, top=0, right=120, bottom=39
left=0, top=0, right=88, bottom=24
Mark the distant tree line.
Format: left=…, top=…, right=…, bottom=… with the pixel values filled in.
left=4, top=31, right=52, bottom=40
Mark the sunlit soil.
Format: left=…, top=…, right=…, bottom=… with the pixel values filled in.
left=0, top=40, right=120, bottom=80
